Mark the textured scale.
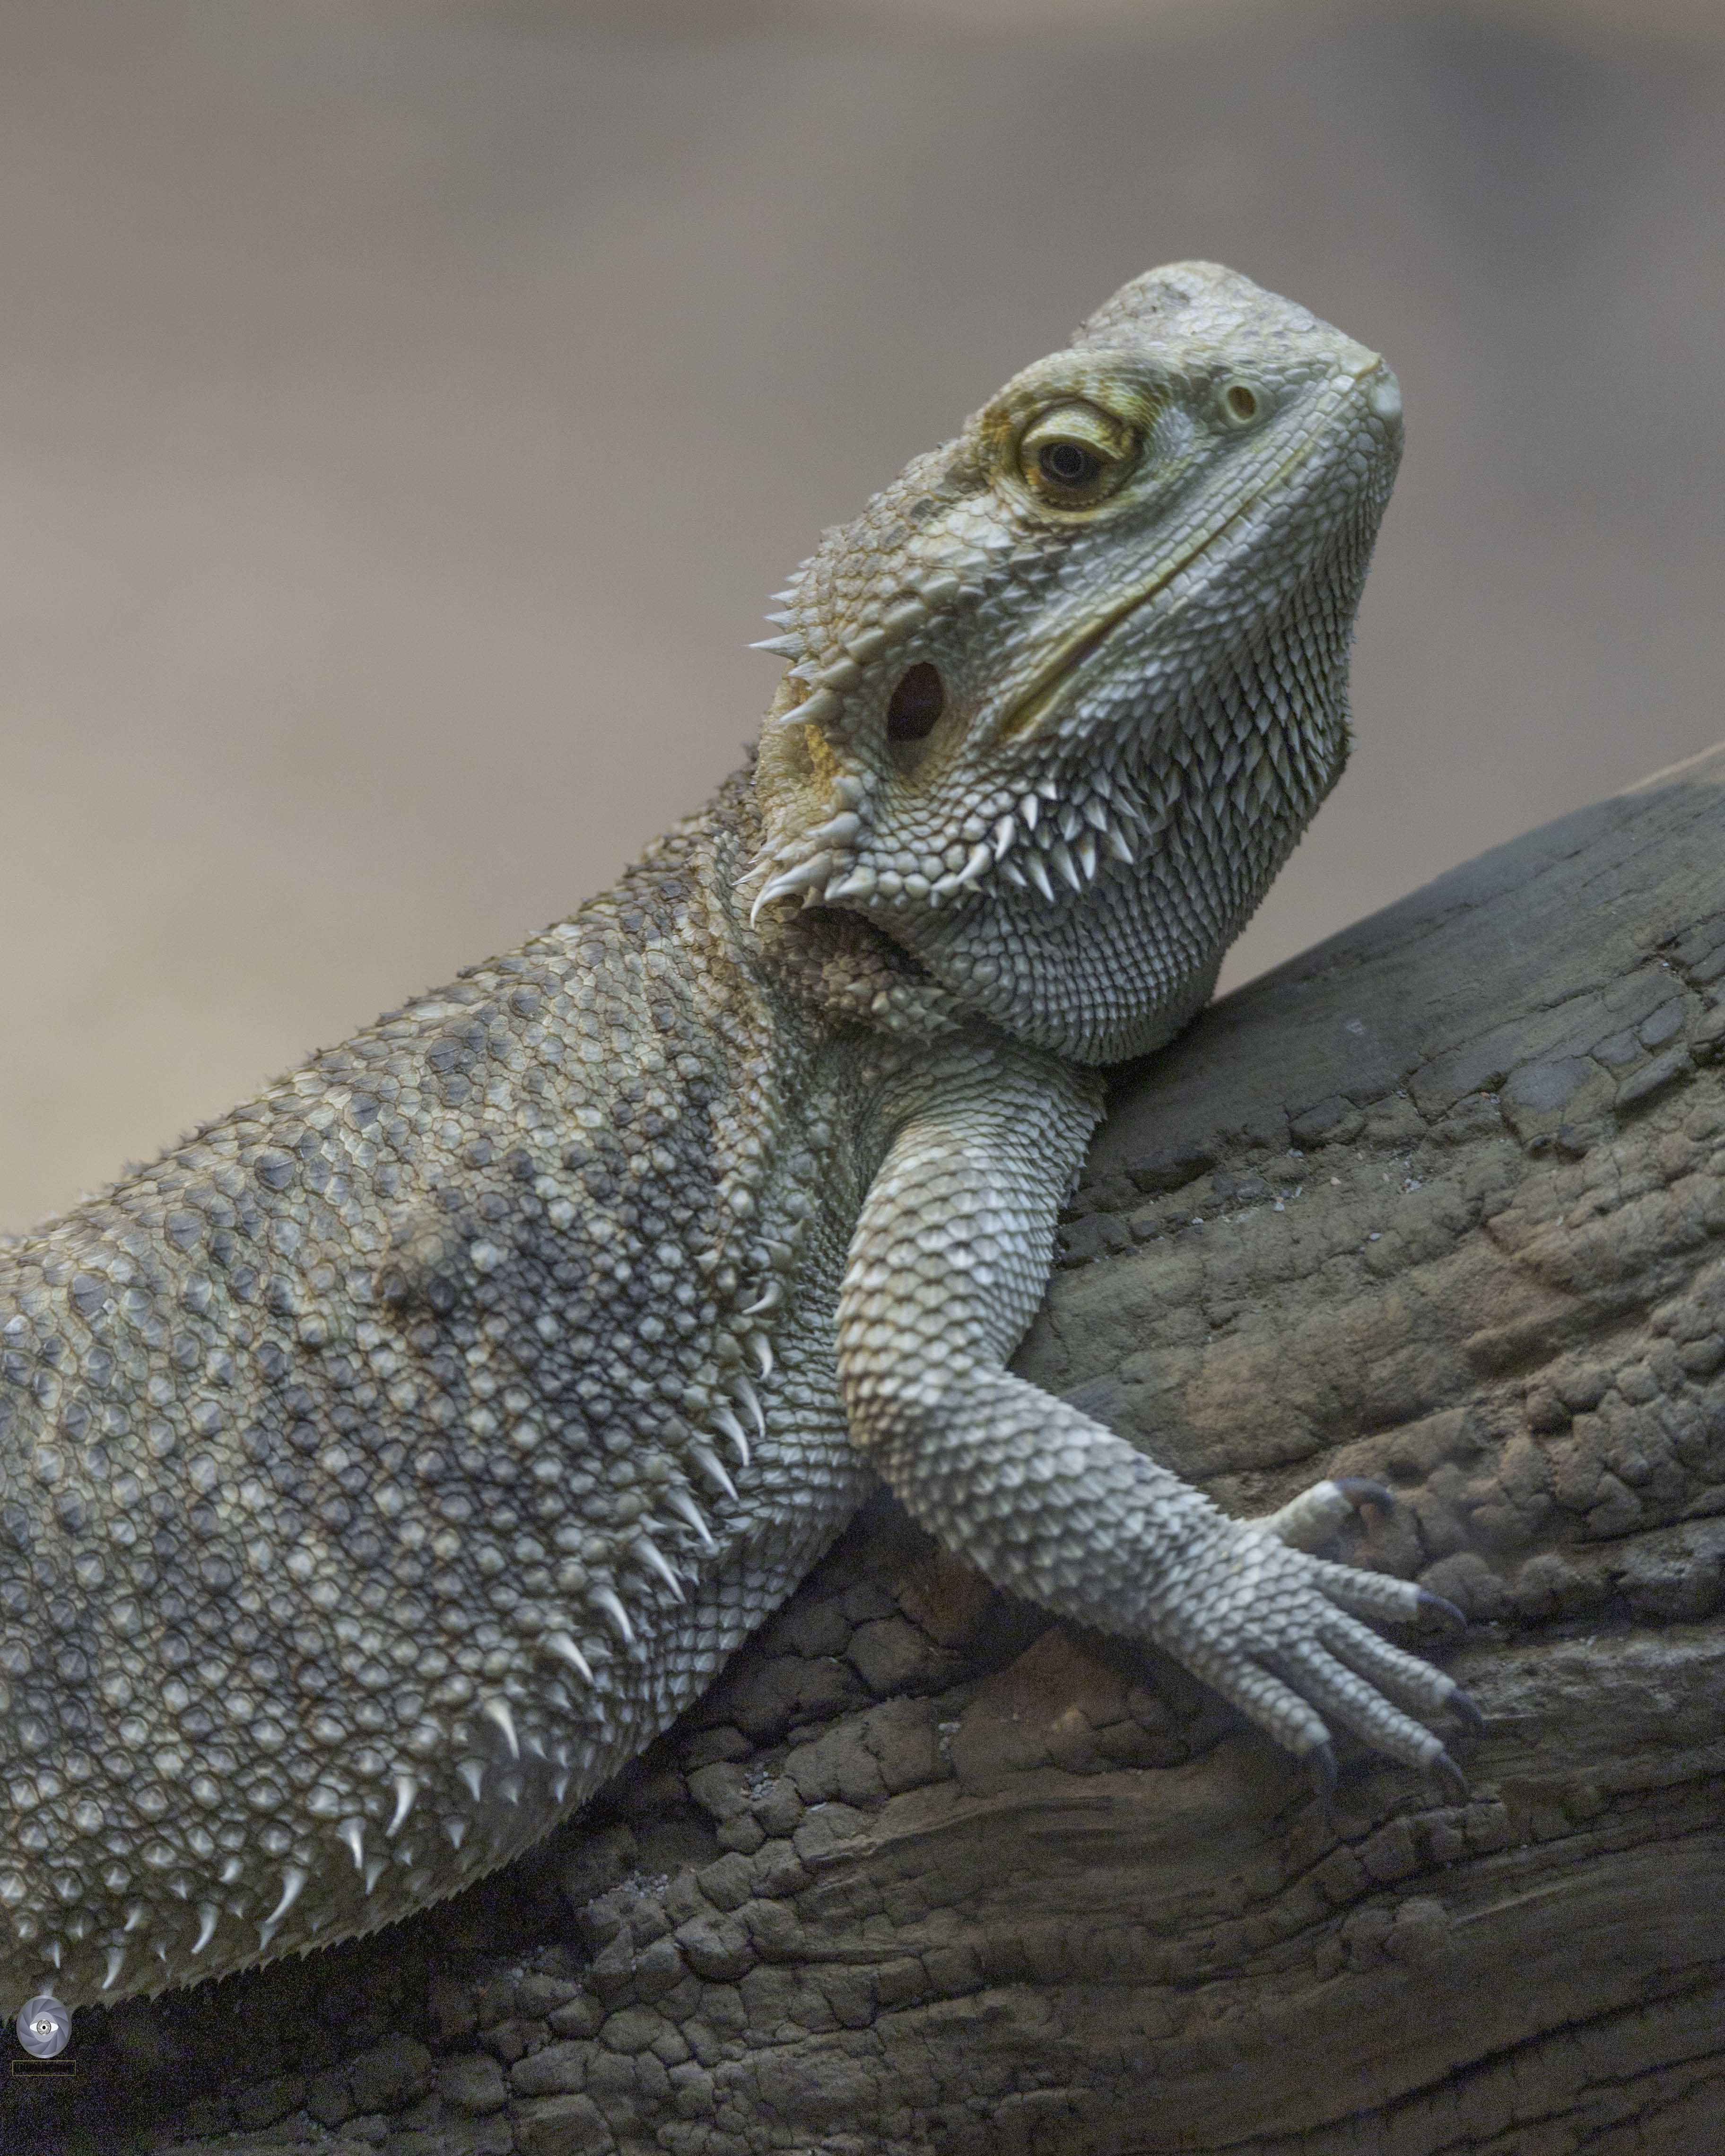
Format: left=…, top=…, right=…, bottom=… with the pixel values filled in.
left=0, top=262, right=1471, bottom=2013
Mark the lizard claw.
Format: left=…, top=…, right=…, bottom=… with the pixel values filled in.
left=1415, top=1590, right=1468, bottom=1635
left=1306, top=1739, right=1339, bottom=1811
left=1445, top=1685, right=1486, bottom=1733
left=1427, top=1748, right=1471, bottom=1805
left=1332, top=1476, right=1396, bottom=1515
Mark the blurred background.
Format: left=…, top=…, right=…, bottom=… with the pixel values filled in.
left=2, top=0, right=1722, bottom=1227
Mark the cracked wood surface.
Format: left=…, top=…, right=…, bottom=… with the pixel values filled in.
left=12, top=746, right=1725, bottom=2155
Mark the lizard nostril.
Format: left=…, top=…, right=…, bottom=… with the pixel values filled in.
left=885, top=662, right=944, bottom=743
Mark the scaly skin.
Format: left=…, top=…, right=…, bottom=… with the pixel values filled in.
left=0, top=262, right=1471, bottom=2013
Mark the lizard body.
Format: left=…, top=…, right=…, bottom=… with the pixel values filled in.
left=0, top=262, right=1468, bottom=2012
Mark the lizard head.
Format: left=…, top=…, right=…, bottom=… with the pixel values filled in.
left=743, top=260, right=1403, bottom=1062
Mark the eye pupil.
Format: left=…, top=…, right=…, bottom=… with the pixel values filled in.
left=1038, top=440, right=1099, bottom=488
left=885, top=661, right=944, bottom=743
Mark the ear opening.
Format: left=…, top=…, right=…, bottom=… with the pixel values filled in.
left=885, top=662, right=944, bottom=744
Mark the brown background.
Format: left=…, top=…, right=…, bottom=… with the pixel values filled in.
left=2, top=0, right=1721, bottom=1231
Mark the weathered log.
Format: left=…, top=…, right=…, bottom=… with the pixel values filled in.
left=13, top=748, right=1725, bottom=2156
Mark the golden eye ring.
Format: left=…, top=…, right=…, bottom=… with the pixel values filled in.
left=1017, top=401, right=1137, bottom=506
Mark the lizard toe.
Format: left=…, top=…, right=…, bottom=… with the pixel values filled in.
left=1277, top=1639, right=1453, bottom=1772
left=1320, top=1611, right=1461, bottom=1718
left=1306, top=1556, right=1429, bottom=1629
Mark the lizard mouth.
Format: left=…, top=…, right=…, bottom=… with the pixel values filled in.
left=995, top=413, right=1348, bottom=743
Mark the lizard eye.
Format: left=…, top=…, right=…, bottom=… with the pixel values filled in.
left=1018, top=401, right=1136, bottom=506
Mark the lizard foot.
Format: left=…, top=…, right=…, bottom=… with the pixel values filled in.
left=1152, top=1502, right=1481, bottom=1787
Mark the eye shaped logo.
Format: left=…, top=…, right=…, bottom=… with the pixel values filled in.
left=16, top=1993, right=71, bottom=2059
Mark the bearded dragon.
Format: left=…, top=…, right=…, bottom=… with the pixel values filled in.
left=0, top=261, right=1472, bottom=2013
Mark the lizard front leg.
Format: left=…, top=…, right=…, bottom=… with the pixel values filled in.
left=838, top=1041, right=1478, bottom=1792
